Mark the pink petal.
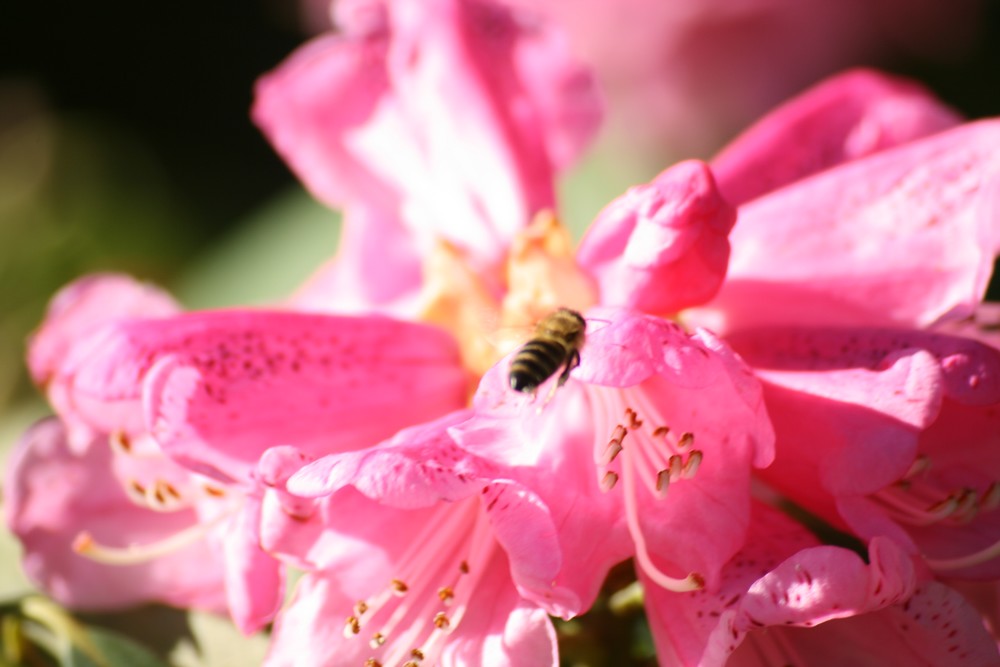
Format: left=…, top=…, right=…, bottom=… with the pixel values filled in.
left=727, top=582, right=1000, bottom=667
left=481, top=480, right=578, bottom=619
left=576, top=160, right=736, bottom=314
left=701, top=120, right=1000, bottom=332
left=644, top=503, right=917, bottom=667
left=288, top=204, right=424, bottom=316
left=453, top=387, right=632, bottom=613
left=254, top=0, right=600, bottom=266
left=4, top=419, right=226, bottom=612
left=729, top=327, right=1000, bottom=407
left=28, top=274, right=179, bottom=451
left=441, top=549, right=559, bottom=667
left=713, top=68, right=962, bottom=207
left=28, top=273, right=179, bottom=386
left=287, top=410, right=485, bottom=505
left=62, top=310, right=469, bottom=482
left=223, top=496, right=284, bottom=635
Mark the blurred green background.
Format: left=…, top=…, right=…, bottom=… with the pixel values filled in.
left=3, top=1, right=1000, bottom=664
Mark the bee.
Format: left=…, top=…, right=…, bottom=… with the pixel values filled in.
left=508, top=308, right=586, bottom=394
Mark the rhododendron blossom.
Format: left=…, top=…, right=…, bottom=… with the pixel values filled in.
left=9, top=0, right=1000, bottom=663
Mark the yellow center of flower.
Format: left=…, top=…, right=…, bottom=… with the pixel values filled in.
left=416, top=210, right=598, bottom=379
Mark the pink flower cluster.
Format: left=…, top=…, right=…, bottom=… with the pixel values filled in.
left=8, top=1, right=1000, bottom=665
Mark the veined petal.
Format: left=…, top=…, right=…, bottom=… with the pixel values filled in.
left=100, top=310, right=471, bottom=482
left=644, top=503, right=918, bottom=667
left=440, top=550, right=559, bottom=667
left=4, top=419, right=226, bottom=612
left=700, top=119, right=1000, bottom=332
left=729, top=326, right=1000, bottom=407
left=713, top=68, right=961, bottom=207
left=576, top=160, right=735, bottom=314
left=288, top=411, right=485, bottom=506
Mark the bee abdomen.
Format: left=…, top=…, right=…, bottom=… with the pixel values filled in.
left=509, top=338, right=567, bottom=392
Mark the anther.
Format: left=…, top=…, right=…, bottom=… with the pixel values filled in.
left=677, top=432, right=694, bottom=449
left=109, top=430, right=132, bottom=454
left=344, top=616, right=361, bottom=637
left=652, top=426, right=670, bottom=438
left=601, top=440, right=624, bottom=465
left=601, top=471, right=619, bottom=492
left=162, top=482, right=182, bottom=500
left=904, top=455, right=931, bottom=479
left=391, top=579, right=409, bottom=595
left=655, top=470, right=670, bottom=498
left=926, top=494, right=959, bottom=520
left=459, top=561, right=470, bottom=574
left=433, top=612, right=450, bottom=629
left=682, top=451, right=703, bottom=479
left=668, top=455, right=683, bottom=480
left=203, top=485, right=226, bottom=497
left=411, top=649, right=426, bottom=660
left=130, top=480, right=146, bottom=496
left=364, top=659, right=383, bottom=667
left=355, top=601, right=369, bottom=616
left=610, top=424, right=627, bottom=443
left=981, top=482, right=1000, bottom=511
left=953, top=489, right=978, bottom=521
left=369, top=633, right=385, bottom=649
left=438, top=587, right=454, bottom=604
left=402, top=662, right=419, bottom=667
left=626, top=409, right=643, bottom=429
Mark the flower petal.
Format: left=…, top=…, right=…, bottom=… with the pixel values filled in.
left=576, top=160, right=736, bottom=314
left=644, top=503, right=916, bottom=667
left=122, top=311, right=468, bottom=482
left=254, top=0, right=600, bottom=266
left=28, top=274, right=179, bottom=451
left=287, top=411, right=484, bottom=505
left=700, top=119, right=1000, bottom=331
left=713, top=68, right=961, bottom=206
left=223, top=496, right=284, bottom=635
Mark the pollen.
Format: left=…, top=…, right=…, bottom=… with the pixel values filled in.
left=345, top=616, right=362, bottom=637
left=391, top=579, right=409, bottom=595
left=437, top=587, right=454, bottom=604
left=433, top=612, right=450, bottom=629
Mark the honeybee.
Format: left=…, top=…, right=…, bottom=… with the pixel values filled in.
left=508, top=308, right=586, bottom=394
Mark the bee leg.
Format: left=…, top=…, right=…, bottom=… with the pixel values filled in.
left=557, top=350, right=581, bottom=387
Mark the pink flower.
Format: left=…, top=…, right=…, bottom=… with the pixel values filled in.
left=253, top=0, right=601, bottom=313
left=10, top=272, right=470, bottom=633
left=731, top=327, right=1000, bottom=580
left=5, top=418, right=227, bottom=613
left=645, top=502, right=999, bottom=666
left=261, top=413, right=573, bottom=666
left=458, top=308, right=774, bottom=597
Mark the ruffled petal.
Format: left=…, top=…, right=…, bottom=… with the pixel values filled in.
left=287, top=411, right=484, bottom=505
left=644, top=503, right=916, bottom=667
left=576, top=160, right=736, bottom=314
left=713, top=68, right=961, bottom=206
left=700, top=119, right=1000, bottom=332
